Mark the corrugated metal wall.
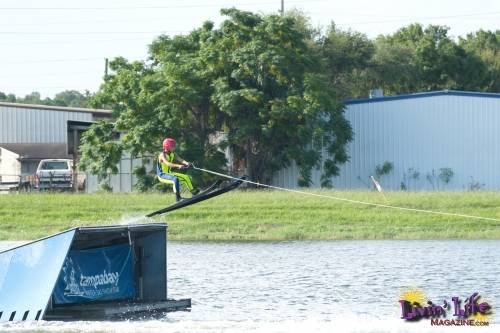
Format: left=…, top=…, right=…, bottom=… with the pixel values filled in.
left=0, top=105, right=92, bottom=143
left=85, top=155, right=154, bottom=193
left=273, top=94, right=500, bottom=190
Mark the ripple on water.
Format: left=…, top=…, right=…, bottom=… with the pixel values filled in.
left=0, top=240, right=499, bottom=332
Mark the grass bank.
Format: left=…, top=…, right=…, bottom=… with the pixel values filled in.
left=0, top=190, right=499, bottom=241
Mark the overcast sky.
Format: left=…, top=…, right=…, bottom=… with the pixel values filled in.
left=1, top=0, right=499, bottom=99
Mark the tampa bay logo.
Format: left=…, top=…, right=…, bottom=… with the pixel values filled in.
left=398, top=288, right=492, bottom=326
left=61, top=257, right=84, bottom=297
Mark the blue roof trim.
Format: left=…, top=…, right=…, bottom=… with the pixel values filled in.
left=344, top=90, right=500, bottom=105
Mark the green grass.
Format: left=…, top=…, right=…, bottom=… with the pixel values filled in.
left=0, top=190, right=499, bottom=241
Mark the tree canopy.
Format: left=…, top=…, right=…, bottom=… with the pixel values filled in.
left=3, top=13, right=497, bottom=191
left=353, top=24, right=498, bottom=96
left=74, top=10, right=498, bottom=190
left=0, top=90, right=91, bottom=108
left=81, top=8, right=353, bottom=188
left=459, top=29, right=500, bottom=92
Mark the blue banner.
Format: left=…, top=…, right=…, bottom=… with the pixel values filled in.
left=53, top=244, right=135, bottom=305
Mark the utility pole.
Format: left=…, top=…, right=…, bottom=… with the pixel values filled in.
left=104, top=58, right=109, bottom=78
left=280, top=0, right=284, bottom=16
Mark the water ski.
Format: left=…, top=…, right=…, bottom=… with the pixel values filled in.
left=146, top=177, right=245, bottom=218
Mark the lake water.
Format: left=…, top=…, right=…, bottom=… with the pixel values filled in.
left=1, top=240, right=499, bottom=333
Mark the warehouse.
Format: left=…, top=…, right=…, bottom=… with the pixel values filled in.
left=0, top=102, right=111, bottom=190
left=5, top=90, right=498, bottom=193
left=273, top=90, right=500, bottom=191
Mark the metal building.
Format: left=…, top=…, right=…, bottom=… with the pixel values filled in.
left=84, top=154, right=153, bottom=193
left=273, top=90, right=500, bottom=191
left=0, top=102, right=111, bottom=189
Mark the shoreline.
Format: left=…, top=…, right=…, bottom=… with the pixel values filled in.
left=1, top=191, right=499, bottom=241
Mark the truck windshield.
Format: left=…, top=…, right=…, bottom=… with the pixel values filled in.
left=40, top=161, right=69, bottom=170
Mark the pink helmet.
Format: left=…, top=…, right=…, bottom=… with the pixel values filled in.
left=162, top=138, right=176, bottom=151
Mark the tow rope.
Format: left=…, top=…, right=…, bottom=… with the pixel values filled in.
left=192, top=165, right=500, bottom=223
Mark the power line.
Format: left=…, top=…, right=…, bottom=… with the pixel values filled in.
left=0, top=16, right=187, bottom=27
left=2, top=9, right=499, bottom=28
left=3, top=57, right=103, bottom=65
left=0, top=31, right=183, bottom=35
left=0, top=73, right=100, bottom=81
left=1, top=69, right=101, bottom=77
left=334, top=11, right=500, bottom=26
left=0, top=84, right=94, bottom=89
left=0, top=0, right=325, bottom=11
left=0, top=37, right=154, bottom=47
left=2, top=10, right=497, bottom=33
left=2, top=56, right=146, bottom=65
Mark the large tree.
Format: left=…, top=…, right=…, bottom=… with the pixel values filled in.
left=321, top=24, right=375, bottom=99
left=369, top=24, right=488, bottom=94
left=208, top=9, right=351, bottom=186
left=80, top=8, right=352, bottom=188
left=460, top=29, right=500, bottom=92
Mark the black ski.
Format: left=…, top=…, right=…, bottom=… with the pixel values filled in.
left=146, top=177, right=244, bottom=218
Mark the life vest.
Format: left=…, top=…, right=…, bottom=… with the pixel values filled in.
left=157, top=151, right=175, bottom=174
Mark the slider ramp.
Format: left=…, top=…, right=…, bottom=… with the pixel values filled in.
left=0, top=224, right=190, bottom=322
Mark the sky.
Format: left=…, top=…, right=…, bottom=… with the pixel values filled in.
left=1, top=0, right=499, bottom=99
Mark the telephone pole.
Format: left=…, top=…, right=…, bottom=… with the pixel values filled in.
left=280, top=0, right=284, bottom=16
left=104, top=58, right=109, bottom=79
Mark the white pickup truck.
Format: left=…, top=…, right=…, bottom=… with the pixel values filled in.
left=34, top=159, right=74, bottom=191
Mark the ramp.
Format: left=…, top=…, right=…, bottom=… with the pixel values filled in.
left=0, top=224, right=190, bottom=322
left=0, top=230, right=75, bottom=321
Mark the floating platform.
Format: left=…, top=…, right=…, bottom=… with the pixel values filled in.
left=0, top=223, right=190, bottom=322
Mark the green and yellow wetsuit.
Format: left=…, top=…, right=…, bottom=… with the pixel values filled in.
left=156, top=151, right=193, bottom=193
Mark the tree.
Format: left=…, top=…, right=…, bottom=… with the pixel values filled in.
left=321, top=23, right=375, bottom=99
left=371, top=24, right=488, bottom=94
left=53, top=90, right=91, bottom=107
left=367, top=38, right=420, bottom=95
left=82, top=9, right=352, bottom=188
left=460, top=30, right=500, bottom=92
left=210, top=9, right=352, bottom=186
left=78, top=121, right=123, bottom=183
left=87, top=27, right=227, bottom=187
left=0, top=90, right=91, bottom=107
left=5, top=93, right=16, bottom=102
left=21, top=92, right=43, bottom=104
